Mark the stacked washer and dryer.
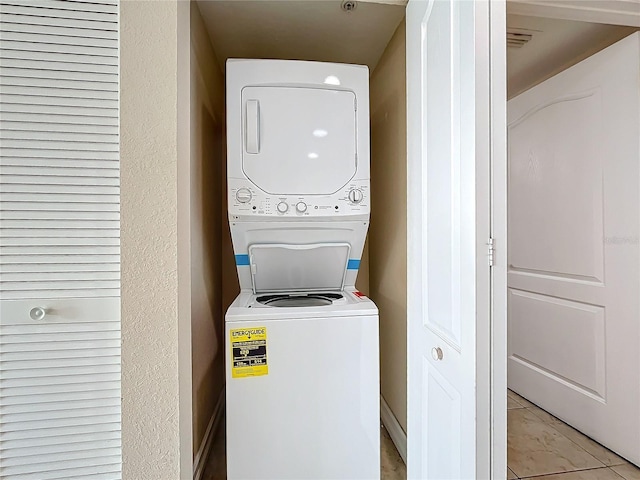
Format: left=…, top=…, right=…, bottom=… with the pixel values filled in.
left=225, top=59, right=380, bottom=479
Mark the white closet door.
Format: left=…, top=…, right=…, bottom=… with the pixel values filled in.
left=0, top=1, right=121, bottom=479
left=507, top=33, right=640, bottom=465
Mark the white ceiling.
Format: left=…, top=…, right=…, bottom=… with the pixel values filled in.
left=196, top=0, right=406, bottom=74
left=507, top=14, right=638, bottom=98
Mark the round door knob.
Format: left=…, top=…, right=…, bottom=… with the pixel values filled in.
left=30, top=307, right=47, bottom=321
left=348, top=188, right=364, bottom=204
left=431, top=347, right=443, bottom=361
left=277, top=202, right=289, bottom=213
left=296, top=202, right=307, bottom=213
left=235, top=188, right=252, bottom=203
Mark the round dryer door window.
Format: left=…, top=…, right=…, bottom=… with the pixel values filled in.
left=241, top=86, right=357, bottom=195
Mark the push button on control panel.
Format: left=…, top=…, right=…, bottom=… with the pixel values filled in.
left=296, top=202, right=307, bottom=213
left=277, top=202, right=289, bottom=213
left=235, top=188, right=252, bottom=203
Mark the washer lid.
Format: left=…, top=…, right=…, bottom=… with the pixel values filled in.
left=241, top=86, right=357, bottom=195
left=248, top=243, right=351, bottom=294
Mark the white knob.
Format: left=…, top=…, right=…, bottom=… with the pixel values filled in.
left=296, top=202, right=307, bottom=213
left=348, top=188, right=363, bottom=204
left=235, top=188, right=252, bottom=203
left=277, top=202, right=289, bottom=213
left=30, top=307, right=47, bottom=321
left=431, top=347, right=443, bottom=361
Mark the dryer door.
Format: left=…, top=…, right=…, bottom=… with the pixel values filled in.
left=242, top=86, right=357, bottom=195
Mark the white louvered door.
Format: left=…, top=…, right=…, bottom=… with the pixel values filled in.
left=0, top=1, right=121, bottom=478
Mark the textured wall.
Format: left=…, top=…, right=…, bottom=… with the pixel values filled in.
left=369, top=20, right=407, bottom=431
left=120, top=1, right=183, bottom=478
left=190, top=1, right=226, bottom=458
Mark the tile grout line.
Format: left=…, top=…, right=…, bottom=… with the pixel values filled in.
left=523, top=405, right=628, bottom=469
left=518, top=465, right=627, bottom=479
left=508, top=405, right=605, bottom=478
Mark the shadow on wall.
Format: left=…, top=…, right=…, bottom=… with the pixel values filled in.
left=193, top=105, right=226, bottom=451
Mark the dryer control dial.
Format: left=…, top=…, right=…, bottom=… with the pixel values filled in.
left=235, top=188, right=252, bottom=203
left=277, top=201, right=289, bottom=213
left=296, top=202, right=307, bottom=213
left=348, top=188, right=364, bottom=204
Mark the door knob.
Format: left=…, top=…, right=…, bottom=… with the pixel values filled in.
left=29, top=307, right=47, bottom=321
left=431, top=346, right=443, bottom=361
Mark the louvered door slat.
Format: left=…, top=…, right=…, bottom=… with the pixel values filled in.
left=1, top=47, right=118, bottom=65
left=1, top=454, right=121, bottom=478
left=3, top=429, right=121, bottom=451
left=0, top=4, right=116, bottom=22
left=0, top=68, right=117, bottom=85
left=0, top=420, right=120, bottom=443
left=2, top=111, right=118, bottom=125
left=0, top=20, right=118, bottom=40
left=1, top=148, right=118, bottom=160
left=1, top=94, right=118, bottom=109
left=2, top=446, right=121, bottom=469
left=1, top=0, right=118, bottom=15
left=1, top=262, right=119, bottom=272
left=2, top=120, right=118, bottom=134
left=1, top=202, right=119, bottom=212
left=0, top=30, right=118, bottom=50
left=0, top=1, right=121, bottom=478
left=1, top=39, right=117, bottom=58
left=1, top=372, right=121, bottom=389
left=1, top=11, right=118, bottom=31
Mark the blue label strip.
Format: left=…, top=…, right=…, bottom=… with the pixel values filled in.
left=235, top=254, right=250, bottom=266
left=235, top=254, right=360, bottom=270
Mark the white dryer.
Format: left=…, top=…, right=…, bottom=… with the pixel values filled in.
left=225, top=59, right=379, bottom=480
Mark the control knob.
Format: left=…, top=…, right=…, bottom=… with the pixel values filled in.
left=235, top=188, right=252, bottom=203
left=277, top=202, right=289, bottom=213
left=348, top=188, right=364, bottom=204
left=296, top=202, right=307, bottom=213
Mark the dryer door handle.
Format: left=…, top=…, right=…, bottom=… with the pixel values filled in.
left=246, top=99, right=260, bottom=154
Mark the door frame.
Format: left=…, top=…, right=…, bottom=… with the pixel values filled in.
left=488, top=1, right=638, bottom=478
left=490, top=0, right=508, bottom=478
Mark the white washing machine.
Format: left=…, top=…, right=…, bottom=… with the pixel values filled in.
left=225, top=59, right=379, bottom=479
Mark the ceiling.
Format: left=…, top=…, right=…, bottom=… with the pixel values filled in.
left=196, top=0, right=406, bottom=74
left=507, top=14, right=638, bottom=98
left=196, top=1, right=638, bottom=97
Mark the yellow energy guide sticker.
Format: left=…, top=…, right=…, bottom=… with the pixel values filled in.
left=230, top=327, right=268, bottom=378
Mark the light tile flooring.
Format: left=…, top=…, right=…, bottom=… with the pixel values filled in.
left=202, top=416, right=407, bottom=479
left=508, top=389, right=640, bottom=479
left=202, top=396, right=640, bottom=480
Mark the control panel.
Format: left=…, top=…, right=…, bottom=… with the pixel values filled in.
left=228, top=178, right=370, bottom=217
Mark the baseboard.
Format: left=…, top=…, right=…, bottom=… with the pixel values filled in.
left=380, top=395, right=407, bottom=465
left=193, top=389, right=225, bottom=480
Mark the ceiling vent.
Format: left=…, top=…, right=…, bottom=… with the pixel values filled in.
left=507, top=27, right=536, bottom=48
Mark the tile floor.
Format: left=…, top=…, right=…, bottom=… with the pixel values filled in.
left=202, top=416, right=407, bottom=480
left=202, top=395, right=640, bottom=480
left=508, top=389, right=640, bottom=479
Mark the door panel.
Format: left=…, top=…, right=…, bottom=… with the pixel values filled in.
left=508, top=32, right=640, bottom=464
left=423, top=360, right=461, bottom=480
left=509, top=290, right=606, bottom=398
left=0, top=1, right=121, bottom=477
left=509, top=90, right=604, bottom=282
left=406, top=0, right=500, bottom=478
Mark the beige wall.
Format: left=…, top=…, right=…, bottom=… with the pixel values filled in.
left=369, top=20, right=407, bottom=432
left=121, top=1, right=188, bottom=478
left=190, top=1, right=226, bottom=458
